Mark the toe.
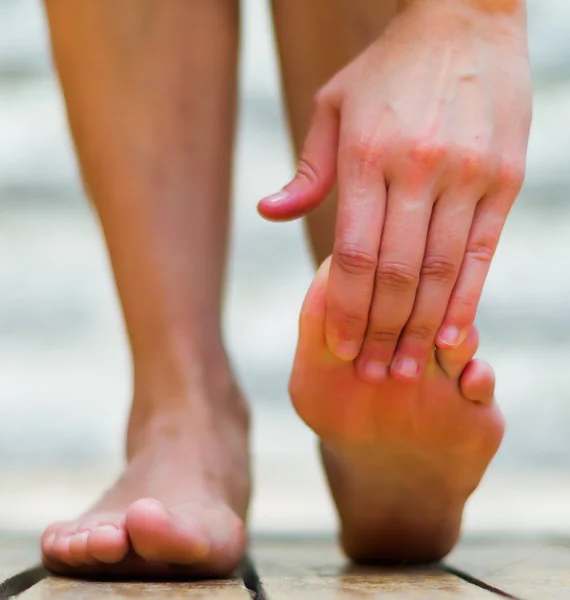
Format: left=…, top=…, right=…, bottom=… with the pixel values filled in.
left=41, top=522, right=63, bottom=562
left=68, top=531, right=97, bottom=566
left=127, top=498, right=209, bottom=564
left=298, top=257, right=331, bottom=353
left=436, top=326, right=479, bottom=378
left=170, top=504, right=246, bottom=574
left=127, top=498, right=245, bottom=574
left=87, top=523, right=129, bottom=564
left=43, top=517, right=129, bottom=569
left=52, top=526, right=81, bottom=567
left=459, top=359, right=495, bottom=404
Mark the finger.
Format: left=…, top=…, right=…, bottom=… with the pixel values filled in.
left=436, top=197, right=506, bottom=347
left=389, top=194, right=477, bottom=379
left=325, top=138, right=388, bottom=361
left=258, top=91, right=339, bottom=221
left=355, top=185, right=433, bottom=381
left=436, top=325, right=479, bottom=379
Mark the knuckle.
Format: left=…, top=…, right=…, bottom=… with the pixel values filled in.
left=458, top=149, right=494, bottom=183
left=420, top=254, right=458, bottom=282
left=295, top=156, right=320, bottom=186
left=496, top=158, right=526, bottom=192
left=401, top=138, right=447, bottom=189
left=450, top=292, right=478, bottom=315
left=404, top=321, right=436, bottom=343
left=466, top=235, right=496, bottom=265
left=313, top=88, right=327, bottom=109
left=366, top=327, right=401, bottom=346
left=375, top=261, right=419, bottom=293
left=408, top=138, right=447, bottom=170
left=313, top=77, right=338, bottom=104
left=448, top=304, right=477, bottom=331
left=346, top=134, right=386, bottom=173
left=335, top=246, right=378, bottom=277
left=332, top=311, right=368, bottom=337
left=335, top=311, right=367, bottom=328
left=312, top=87, right=331, bottom=113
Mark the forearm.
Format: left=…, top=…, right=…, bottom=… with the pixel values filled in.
left=400, top=0, right=525, bottom=15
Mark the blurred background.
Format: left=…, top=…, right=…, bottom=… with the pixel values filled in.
left=0, top=0, right=569, bottom=540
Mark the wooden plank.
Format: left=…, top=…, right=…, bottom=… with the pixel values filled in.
left=0, top=535, right=249, bottom=599
left=18, top=576, right=249, bottom=599
left=448, top=540, right=570, bottom=600
left=252, top=538, right=497, bottom=598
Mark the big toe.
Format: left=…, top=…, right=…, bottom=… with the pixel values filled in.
left=459, top=359, right=496, bottom=405
left=126, top=498, right=245, bottom=575
left=297, top=257, right=331, bottom=352
left=436, top=326, right=495, bottom=405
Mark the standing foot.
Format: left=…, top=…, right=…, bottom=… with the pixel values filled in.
left=42, top=369, right=250, bottom=578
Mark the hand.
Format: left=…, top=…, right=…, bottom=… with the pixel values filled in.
left=258, top=0, right=531, bottom=382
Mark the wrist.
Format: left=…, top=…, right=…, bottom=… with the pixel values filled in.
left=401, top=0, right=525, bottom=15
left=398, top=0, right=527, bottom=40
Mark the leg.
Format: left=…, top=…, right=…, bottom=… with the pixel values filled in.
left=41, top=0, right=249, bottom=577
left=273, top=1, right=504, bottom=562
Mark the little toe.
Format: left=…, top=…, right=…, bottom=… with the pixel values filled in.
left=459, top=359, right=496, bottom=405
left=52, top=527, right=81, bottom=567
left=436, top=326, right=479, bottom=379
left=41, top=523, right=64, bottom=561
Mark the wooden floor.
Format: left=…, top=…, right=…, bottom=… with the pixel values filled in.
left=0, top=536, right=568, bottom=599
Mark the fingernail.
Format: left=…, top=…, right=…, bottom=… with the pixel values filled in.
left=44, top=532, right=56, bottom=548
left=363, top=361, right=388, bottom=381
left=394, top=358, right=418, bottom=379
left=438, top=326, right=460, bottom=347
left=264, top=190, right=289, bottom=203
left=335, top=341, right=360, bottom=361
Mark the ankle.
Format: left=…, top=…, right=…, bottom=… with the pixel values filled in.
left=132, top=325, right=225, bottom=390
left=132, top=327, right=246, bottom=406
left=126, top=345, right=249, bottom=457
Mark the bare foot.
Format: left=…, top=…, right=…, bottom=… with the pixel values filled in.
left=41, top=372, right=250, bottom=578
left=290, top=259, right=504, bottom=564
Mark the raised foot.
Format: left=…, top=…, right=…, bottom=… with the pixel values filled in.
left=290, top=258, right=504, bottom=564
left=41, top=388, right=250, bottom=578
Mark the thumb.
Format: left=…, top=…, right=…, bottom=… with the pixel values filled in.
left=258, top=96, right=339, bottom=221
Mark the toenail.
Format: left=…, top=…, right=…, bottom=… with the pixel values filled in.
left=394, top=358, right=418, bottom=379
left=363, top=361, right=388, bottom=381
left=438, top=326, right=459, bottom=347
left=92, top=525, right=119, bottom=533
